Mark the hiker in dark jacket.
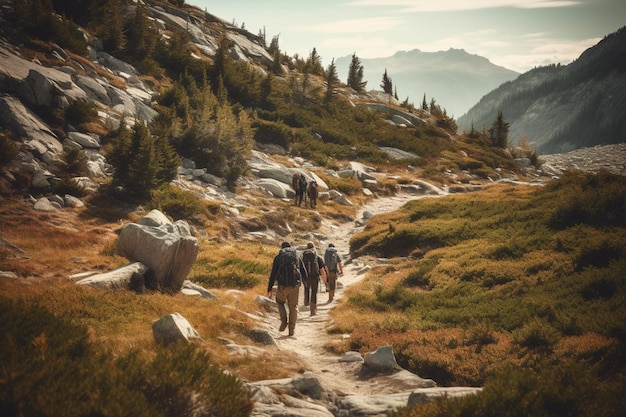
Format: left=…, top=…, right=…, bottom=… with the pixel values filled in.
left=307, top=180, right=318, bottom=209
left=267, top=242, right=308, bottom=336
left=324, top=243, right=343, bottom=303
left=302, top=242, right=327, bottom=316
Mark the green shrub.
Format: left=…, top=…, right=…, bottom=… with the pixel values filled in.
left=59, top=148, right=89, bottom=177
left=51, top=177, right=86, bottom=197
left=513, top=317, right=560, bottom=350
left=64, top=99, right=98, bottom=127
left=324, top=175, right=363, bottom=195
left=190, top=257, right=266, bottom=289
left=0, top=132, right=19, bottom=166
left=0, top=298, right=253, bottom=417
left=149, top=184, right=207, bottom=221
left=395, top=362, right=621, bottom=417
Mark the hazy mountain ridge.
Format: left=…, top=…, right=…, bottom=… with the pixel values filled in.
left=336, top=48, right=519, bottom=118
left=457, top=26, right=626, bottom=154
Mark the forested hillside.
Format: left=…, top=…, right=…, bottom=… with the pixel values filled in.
left=457, top=26, right=626, bottom=154
left=0, top=0, right=523, bottom=205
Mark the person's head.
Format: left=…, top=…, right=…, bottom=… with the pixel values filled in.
left=281, top=241, right=291, bottom=249
left=307, top=241, right=314, bottom=249
left=328, top=243, right=335, bottom=248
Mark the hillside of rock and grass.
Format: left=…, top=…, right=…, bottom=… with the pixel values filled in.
left=1, top=1, right=626, bottom=416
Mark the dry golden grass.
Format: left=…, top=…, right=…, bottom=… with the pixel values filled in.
left=0, top=194, right=326, bottom=382
left=0, top=199, right=123, bottom=278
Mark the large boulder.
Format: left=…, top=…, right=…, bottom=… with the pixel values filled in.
left=116, top=210, right=199, bottom=292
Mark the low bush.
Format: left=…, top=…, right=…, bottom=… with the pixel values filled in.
left=0, top=298, right=253, bottom=417
left=395, top=362, right=622, bottom=417
left=149, top=184, right=208, bottom=221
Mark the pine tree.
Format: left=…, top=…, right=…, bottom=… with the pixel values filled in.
left=421, top=93, right=428, bottom=111
left=307, top=48, right=324, bottom=76
left=125, top=4, right=158, bottom=61
left=347, top=53, right=367, bottom=92
left=109, top=122, right=179, bottom=202
left=99, top=0, right=126, bottom=52
left=489, top=110, right=510, bottom=148
left=324, top=58, right=340, bottom=104
left=380, top=69, right=393, bottom=95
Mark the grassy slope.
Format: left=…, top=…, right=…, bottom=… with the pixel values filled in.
left=328, top=171, right=626, bottom=414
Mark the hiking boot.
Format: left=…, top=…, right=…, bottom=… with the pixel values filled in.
left=288, top=330, right=294, bottom=336
left=279, top=322, right=287, bottom=332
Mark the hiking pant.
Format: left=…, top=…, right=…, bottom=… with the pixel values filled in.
left=276, top=284, right=299, bottom=334
left=295, top=190, right=305, bottom=206
left=327, top=271, right=338, bottom=302
left=304, top=279, right=319, bottom=314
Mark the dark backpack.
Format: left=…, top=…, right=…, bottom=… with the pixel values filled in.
left=302, top=249, right=320, bottom=281
left=277, top=247, right=301, bottom=286
left=324, top=247, right=339, bottom=272
left=298, top=174, right=307, bottom=191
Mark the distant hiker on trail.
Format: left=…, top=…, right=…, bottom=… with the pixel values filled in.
left=267, top=241, right=308, bottom=336
left=302, top=241, right=327, bottom=316
left=292, top=172, right=307, bottom=207
left=307, top=180, right=319, bottom=209
left=324, top=243, right=343, bottom=303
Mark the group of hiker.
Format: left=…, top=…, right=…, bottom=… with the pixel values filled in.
left=292, top=172, right=319, bottom=209
left=267, top=241, right=343, bottom=337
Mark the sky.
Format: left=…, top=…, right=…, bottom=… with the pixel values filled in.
left=190, top=0, right=625, bottom=74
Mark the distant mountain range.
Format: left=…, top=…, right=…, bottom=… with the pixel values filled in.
left=457, top=27, right=626, bottom=154
left=335, top=48, right=519, bottom=118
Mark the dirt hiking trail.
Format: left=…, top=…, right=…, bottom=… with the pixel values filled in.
left=265, top=194, right=433, bottom=396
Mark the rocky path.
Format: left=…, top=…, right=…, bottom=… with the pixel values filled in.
left=249, top=193, right=476, bottom=416
left=272, top=194, right=422, bottom=395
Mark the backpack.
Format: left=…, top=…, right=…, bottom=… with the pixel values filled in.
left=307, top=181, right=318, bottom=198
left=324, top=247, right=339, bottom=273
left=302, top=249, right=320, bottom=281
left=277, top=247, right=302, bottom=286
left=292, top=173, right=302, bottom=191
left=298, top=174, right=307, bottom=191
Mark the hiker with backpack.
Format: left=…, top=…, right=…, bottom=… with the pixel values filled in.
left=324, top=243, right=343, bottom=303
left=292, top=172, right=307, bottom=207
left=302, top=242, right=327, bottom=316
left=267, top=241, right=308, bottom=336
left=307, top=180, right=319, bottom=209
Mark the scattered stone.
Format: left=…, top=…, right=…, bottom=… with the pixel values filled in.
left=364, top=345, right=400, bottom=373
left=33, top=197, right=56, bottom=211
left=339, top=351, right=364, bottom=363
left=181, top=280, right=216, bottom=299
left=247, top=328, right=277, bottom=346
left=75, top=262, right=147, bottom=290
left=152, top=312, right=201, bottom=346
left=64, top=194, right=84, bottom=208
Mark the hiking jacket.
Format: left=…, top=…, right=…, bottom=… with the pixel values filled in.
left=267, top=251, right=308, bottom=292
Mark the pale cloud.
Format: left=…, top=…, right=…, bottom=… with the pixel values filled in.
left=304, top=16, right=402, bottom=34
left=346, top=0, right=581, bottom=12
left=319, top=36, right=392, bottom=58
left=486, top=37, right=600, bottom=72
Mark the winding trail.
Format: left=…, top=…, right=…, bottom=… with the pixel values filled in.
left=265, top=193, right=430, bottom=396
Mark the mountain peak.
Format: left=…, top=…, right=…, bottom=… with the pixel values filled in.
left=336, top=49, right=518, bottom=117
